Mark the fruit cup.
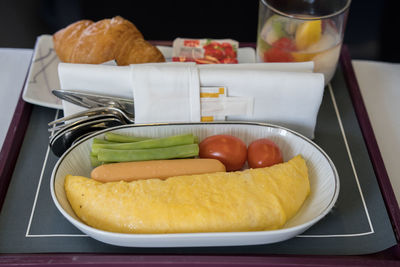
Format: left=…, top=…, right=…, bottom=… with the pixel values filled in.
left=256, top=0, right=351, bottom=85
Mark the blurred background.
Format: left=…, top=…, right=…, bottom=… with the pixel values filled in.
left=0, top=0, right=398, bottom=62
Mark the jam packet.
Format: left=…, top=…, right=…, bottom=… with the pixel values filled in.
left=172, top=38, right=239, bottom=64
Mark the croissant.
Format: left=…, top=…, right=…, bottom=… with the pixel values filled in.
left=53, top=16, right=165, bottom=65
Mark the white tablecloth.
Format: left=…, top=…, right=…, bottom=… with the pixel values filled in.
left=0, top=49, right=399, bottom=205
left=0, top=48, right=32, bottom=148
left=352, top=60, right=400, bottom=206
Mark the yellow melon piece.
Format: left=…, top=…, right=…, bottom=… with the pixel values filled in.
left=64, top=155, right=310, bottom=234
left=295, top=20, right=322, bottom=50
left=291, top=51, right=317, bottom=62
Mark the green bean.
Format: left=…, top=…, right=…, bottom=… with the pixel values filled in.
left=90, top=155, right=105, bottom=167
left=91, top=133, right=196, bottom=156
left=97, top=143, right=199, bottom=162
left=92, top=138, right=118, bottom=145
left=105, top=132, right=150, bottom=143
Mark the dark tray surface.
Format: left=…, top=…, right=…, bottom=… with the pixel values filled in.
left=0, top=46, right=399, bottom=265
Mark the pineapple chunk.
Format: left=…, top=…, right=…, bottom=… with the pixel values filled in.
left=295, top=20, right=322, bottom=50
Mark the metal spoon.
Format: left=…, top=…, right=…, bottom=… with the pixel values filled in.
left=49, top=117, right=123, bottom=157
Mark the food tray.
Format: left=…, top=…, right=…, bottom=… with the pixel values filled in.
left=0, top=44, right=399, bottom=265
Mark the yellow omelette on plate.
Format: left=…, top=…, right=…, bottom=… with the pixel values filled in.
left=64, top=155, right=310, bottom=234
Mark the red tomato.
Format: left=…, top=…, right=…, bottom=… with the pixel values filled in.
left=263, top=47, right=294, bottom=62
left=247, top=138, right=283, bottom=168
left=263, top=37, right=296, bottom=62
left=272, top=37, right=297, bottom=51
left=199, top=135, right=247, bottom=171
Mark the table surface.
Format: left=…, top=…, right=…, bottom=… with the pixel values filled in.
left=0, top=48, right=32, bottom=148
left=352, top=60, right=400, bottom=206
left=0, top=46, right=400, bottom=265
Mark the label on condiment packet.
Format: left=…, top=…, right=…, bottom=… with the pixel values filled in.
left=172, top=38, right=239, bottom=64
left=199, top=87, right=254, bottom=122
left=200, top=87, right=227, bottom=121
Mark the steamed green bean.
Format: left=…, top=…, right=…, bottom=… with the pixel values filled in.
left=97, top=144, right=199, bottom=162
left=104, top=132, right=150, bottom=143
left=91, top=134, right=196, bottom=156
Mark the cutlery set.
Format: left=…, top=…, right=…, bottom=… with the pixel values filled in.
left=48, top=90, right=135, bottom=156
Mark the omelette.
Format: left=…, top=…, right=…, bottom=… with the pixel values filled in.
left=64, top=155, right=310, bottom=234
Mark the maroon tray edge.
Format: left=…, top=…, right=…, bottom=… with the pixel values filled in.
left=0, top=81, right=33, bottom=212
left=1, top=253, right=399, bottom=267
left=1, top=44, right=400, bottom=266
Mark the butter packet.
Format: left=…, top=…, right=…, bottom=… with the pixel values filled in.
left=172, top=38, right=239, bottom=64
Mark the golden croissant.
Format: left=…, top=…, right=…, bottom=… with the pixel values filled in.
left=53, top=16, right=165, bottom=65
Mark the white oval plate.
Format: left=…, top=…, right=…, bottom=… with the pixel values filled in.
left=50, top=121, right=339, bottom=247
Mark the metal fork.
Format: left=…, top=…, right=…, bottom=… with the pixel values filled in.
left=48, top=106, right=135, bottom=137
left=49, top=113, right=120, bottom=133
left=48, top=90, right=136, bottom=156
left=52, top=89, right=134, bottom=118
left=49, top=106, right=134, bottom=126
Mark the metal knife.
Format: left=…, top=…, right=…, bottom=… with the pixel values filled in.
left=52, top=89, right=134, bottom=117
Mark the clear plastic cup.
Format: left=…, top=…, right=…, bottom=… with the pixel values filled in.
left=257, top=0, right=351, bottom=84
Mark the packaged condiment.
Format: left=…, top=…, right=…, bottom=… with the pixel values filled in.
left=172, top=38, right=239, bottom=64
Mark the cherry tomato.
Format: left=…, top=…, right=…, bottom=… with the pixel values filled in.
left=247, top=138, right=283, bottom=168
left=199, top=135, right=247, bottom=171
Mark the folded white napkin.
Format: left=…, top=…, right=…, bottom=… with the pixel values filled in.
left=58, top=63, right=132, bottom=115
left=131, top=62, right=201, bottom=123
left=58, top=61, right=324, bottom=138
left=198, top=65, right=324, bottom=137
